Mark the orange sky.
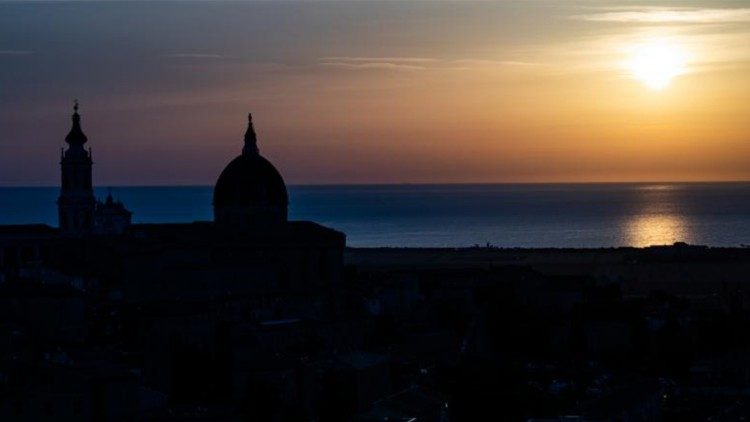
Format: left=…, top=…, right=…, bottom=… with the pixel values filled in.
left=1, top=1, right=749, bottom=185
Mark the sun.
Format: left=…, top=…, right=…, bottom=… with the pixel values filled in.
left=628, top=39, right=688, bottom=90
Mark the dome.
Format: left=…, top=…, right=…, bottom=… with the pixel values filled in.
left=213, top=154, right=288, bottom=208
left=213, top=114, right=288, bottom=227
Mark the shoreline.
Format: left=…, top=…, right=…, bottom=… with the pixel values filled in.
left=345, top=243, right=750, bottom=273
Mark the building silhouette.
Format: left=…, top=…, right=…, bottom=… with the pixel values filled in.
left=57, top=101, right=96, bottom=235
left=0, top=103, right=345, bottom=295
left=57, top=102, right=133, bottom=237
left=0, top=104, right=349, bottom=420
left=214, top=114, right=288, bottom=228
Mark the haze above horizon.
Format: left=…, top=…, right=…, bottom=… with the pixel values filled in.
left=1, top=1, right=749, bottom=186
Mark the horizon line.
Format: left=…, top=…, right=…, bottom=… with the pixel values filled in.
left=2, top=180, right=750, bottom=189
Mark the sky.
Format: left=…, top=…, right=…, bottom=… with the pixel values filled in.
left=1, top=0, right=749, bottom=186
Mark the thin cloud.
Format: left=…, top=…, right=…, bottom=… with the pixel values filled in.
left=320, top=61, right=426, bottom=71
left=319, top=57, right=540, bottom=71
left=319, top=56, right=438, bottom=64
left=452, top=59, right=540, bottom=66
left=576, top=7, right=750, bottom=24
left=165, top=53, right=227, bottom=59
left=0, top=50, right=33, bottom=55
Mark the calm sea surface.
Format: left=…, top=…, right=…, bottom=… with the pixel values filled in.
left=0, top=183, right=749, bottom=248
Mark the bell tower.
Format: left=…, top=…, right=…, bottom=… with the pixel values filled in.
left=57, top=100, right=95, bottom=235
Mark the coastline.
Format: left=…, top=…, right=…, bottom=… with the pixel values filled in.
left=345, top=245, right=750, bottom=298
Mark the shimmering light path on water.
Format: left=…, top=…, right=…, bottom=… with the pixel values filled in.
left=1, top=183, right=749, bottom=248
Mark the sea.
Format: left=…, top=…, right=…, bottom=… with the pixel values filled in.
left=1, top=183, right=749, bottom=248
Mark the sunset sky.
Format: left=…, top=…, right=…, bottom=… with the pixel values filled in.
left=1, top=1, right=749, bottom=185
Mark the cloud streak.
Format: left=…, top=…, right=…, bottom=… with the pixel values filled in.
left=0, top=50, right=33, bottom=55
left=451, top=59, right=539, bottom=67
left=318, top=57, right=541, bottom=72
left=319, top=56, right=437, bottom=64
left=165, top=53, right=227, bottom=59
left=320, top=61, right=426, bottom=71
left=318, top=57, right=435, bottom=71
left=576, top=7, right=750, bottom=24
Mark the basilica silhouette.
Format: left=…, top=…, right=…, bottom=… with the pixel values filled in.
left=0, top=103, right=361, bottom=420
left=1, top=102, right=345, bottom=300
left=55, top=103, right=303, bottom=239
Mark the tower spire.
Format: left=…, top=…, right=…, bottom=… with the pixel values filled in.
left=65, top=99, right=88, bottom=146
left=243, top=113, right=258, bottom=155
left=58, top=100, right=95, bottom=235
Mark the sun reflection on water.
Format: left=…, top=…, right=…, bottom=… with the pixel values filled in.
left=625, top=213, right=690, bottom=247
left=624, top=184, right=692, bottom=247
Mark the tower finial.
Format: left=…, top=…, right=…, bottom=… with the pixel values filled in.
left=243, top=112, right=258, bottom=155
left=66, top=99, right=87, bottom=145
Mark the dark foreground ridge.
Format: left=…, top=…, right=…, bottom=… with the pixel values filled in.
left=3, top=238, right=750, bottom=420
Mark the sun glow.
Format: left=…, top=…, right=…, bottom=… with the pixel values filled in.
left=628, top=39, right=688, bottom=90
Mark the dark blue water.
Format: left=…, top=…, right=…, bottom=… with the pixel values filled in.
left=1, top=183, right=749, bottom=248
